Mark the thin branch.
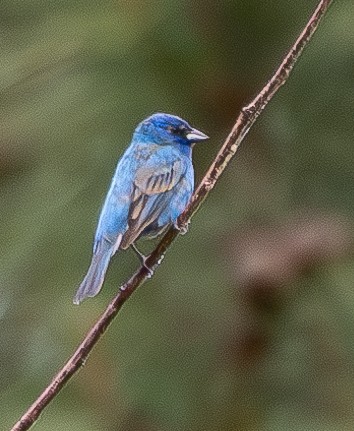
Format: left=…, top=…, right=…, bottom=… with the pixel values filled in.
left=11, top=1, right=334, bottom=430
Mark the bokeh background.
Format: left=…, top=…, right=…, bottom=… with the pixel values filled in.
left=1, top=1, right=354, bottom=430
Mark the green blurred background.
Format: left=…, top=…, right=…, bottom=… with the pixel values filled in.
left=1, top=1, right=354, bottom=430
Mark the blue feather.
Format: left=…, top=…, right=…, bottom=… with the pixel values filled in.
left=74, top=113, right=208, bottom=304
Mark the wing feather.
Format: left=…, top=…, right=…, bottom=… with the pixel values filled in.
left=120, top=158, right=185, bottom=248
left=135, top=159, right=183, bottom=195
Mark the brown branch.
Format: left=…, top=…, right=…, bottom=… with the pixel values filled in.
left=11, top=1, right=334, bottom=430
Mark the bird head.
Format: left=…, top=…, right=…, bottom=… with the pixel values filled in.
left=134, top=113, right=209, bottom=147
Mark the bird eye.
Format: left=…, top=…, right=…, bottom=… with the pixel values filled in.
left=167, top=125, right=187, bottom=136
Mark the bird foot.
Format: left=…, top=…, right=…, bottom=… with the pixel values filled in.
left=131, top=244, right=154, bottom=277
left=174, top=220, right=190, bottom=235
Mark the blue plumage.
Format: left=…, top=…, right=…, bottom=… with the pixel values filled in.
left=74, top=113, right=208, bottom=304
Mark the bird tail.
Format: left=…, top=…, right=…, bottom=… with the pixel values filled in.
left=73, top=247, right=113, bottom=305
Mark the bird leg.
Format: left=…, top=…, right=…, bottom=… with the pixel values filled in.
left=131, top=243, right=154, bottom=276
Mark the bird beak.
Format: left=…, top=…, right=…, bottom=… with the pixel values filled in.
left=186, top=128, right=209, bottom=142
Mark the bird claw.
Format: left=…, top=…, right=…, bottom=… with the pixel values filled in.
left=131, top=244, right=154, bottom=276
left=141, top=258, right=154, bottom=278
left=145, top=266, right=154, bottom=278
left=174, top=220, right=189, bottom=235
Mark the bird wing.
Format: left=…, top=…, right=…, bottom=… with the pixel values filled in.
left=135, top=158, right=184, bottom=195
left=120, top=156, right=185, bottom=248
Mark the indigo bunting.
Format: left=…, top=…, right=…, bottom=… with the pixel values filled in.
left=74, top=113, right=208, bottom=304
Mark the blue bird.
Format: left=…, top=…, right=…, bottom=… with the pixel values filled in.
left=74, top=113, right=208, bottom=304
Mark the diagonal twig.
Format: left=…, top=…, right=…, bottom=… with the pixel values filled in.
left=11, top=1, right=334, bottom=429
